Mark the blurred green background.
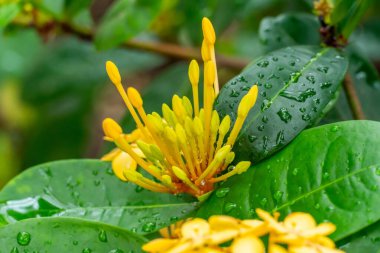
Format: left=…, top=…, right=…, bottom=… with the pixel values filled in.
left=0, top=0, right=379, bottom=187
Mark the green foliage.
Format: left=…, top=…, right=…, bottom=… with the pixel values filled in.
left=197, top=121, right=380, bottom=241
left=215, top=46, right=348, bottom=162
left=0, top=217, right=147, bottom=252
left=0, top=160, right=197, bottom=234
left=95, top=0, right=161, bottom=50
left=0, top=3, right=20, bottom=28
left=338, top=221, right=380, bottom=252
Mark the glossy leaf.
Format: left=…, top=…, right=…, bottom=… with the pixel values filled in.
left=95, top=0, right=161, bottom=50
left=0, top=159, right=197, bottom=234
left=198, top=121, right=380, bottom=240
left=0, top=3, right=20, bottom=28
left=0, top=217, right=146, bottom=252
left=338, top=220, right=380, bottom=252
left=259, top=13, right=320, bottom=53
left=215, top=46, right=348, bottom=162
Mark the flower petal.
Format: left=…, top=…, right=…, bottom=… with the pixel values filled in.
left=231, top=235, right=265, bottom=253
left=284, top=212, right=317, bottom=232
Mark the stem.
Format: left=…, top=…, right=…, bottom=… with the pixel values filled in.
left=59, top=23, right=248, bottom=71
left=342, top=73, right=365, bottom=120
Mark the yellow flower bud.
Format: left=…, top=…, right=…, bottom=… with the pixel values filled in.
left=219, top=115, right=231, bottom=135
left=182, top=96, right=193, bottom=117
left=202, top=17, right=216, bottom=45
left=235, top=161, right=251, bottom=174
left=215, top=145, right=231, bottom=162
left=210, top=110, right=220, bottom=133
left=201, top=40, right=212, bottom=62
left=105, top=61, right=121, bottom=84
left=205, top=61, right=215, bottom=87
left=237, top=85, right=258, bottom=117
left=188, top=59, right=200, bottom=86
left=231, top=235, right=265, bottom=253
left=127, top=87, right=143, bottom=108
left=175, top=124, right=187, bottom=145
left=102, top=118, right=123, bottom=140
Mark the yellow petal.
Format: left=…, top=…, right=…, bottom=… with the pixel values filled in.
left=269, top=244, right=288, bottom=253
left=284, top=212, right=317, bottom=232
left=111, top=151, right=137, bottom=181
left=142, top=238, right=178, bottom=252
left=256, top=209, right=287, bottom=233
left=209, top=215, right=240, bottom=230
left=101, top=148, right=121, bottom=161
left=207, top=229, right=238, bottom=245
left=231, top=235, right=265, bottom=253
left=301, top=223, right=336, bottom=238
left=181, top=218, right=210, bottom=240
left=289, top=245, right=319, bottom=253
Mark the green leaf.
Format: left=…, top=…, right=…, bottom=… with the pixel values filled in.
left=64, top=0, right=92, bottom=17
left=0, top=3, right=20, bottom=28
left=338, top=221, right=380, bottom=252
left=259, top=13, right=320, bottom=53
left=0, top=159, right=197, bottom=234
left=215, top=46, right=348, bottom=163
left=95, top=0, right=161, bottom=50
left=0, top=217, right=147, bottom=252
left=197, top=121, right=380, bottom=240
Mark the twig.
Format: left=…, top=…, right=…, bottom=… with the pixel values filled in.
left=60, top=23, right=249, bottom=71
left=343, top=73, right=365, bottom=120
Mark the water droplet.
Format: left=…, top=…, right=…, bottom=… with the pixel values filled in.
left=248, top=135, right=257, bottom=143
left=280, top=88, right=316, bottom=102
left=306, top=75, right=316, bottom=84
left=17, top=232, right=31, bottom=246
left=292, top=168, right=299, bottom=176
left=106, top=167, right=114, bottom=175
left=92, top=170, right=99, bottom=176
left=170, top=216, right=179, bottom=222
left=224, top=202, right=237, bottom=213
left=261, top=99, right=272, bottom=111
left=278, top=66, right=284, bottom=71
left=82, top=248, right=92, bottom=253
left=276, top=130, right=285, bottom=145
left=216, top=187, right=230, bottom=198
left=142, top=222, right=156, bottom=233
left=272, top=57, right=278, bottom=62
left=302, top=114, right=311, bottom=121
left=289, top=61, right=296, bottom=66
left=260, top=198, right=268, bottom=207
left=320, top=82, right=332, bottom=89
left=274, top=191, right=283, bottom=201
left=258, top=73, right=264, bottom=79
left=257, top=60, right=269, bottom=68
left=230, top=89, right=240, bottom=97
left=10, top=247, right=19, bottom=253
left=238, top=76, right=248, bottom=83
left=257, top=125, right=265, bottom=131
left=317, top=66, right=329, bottom=73
left=261, top=116, right=269, bottom=123
left=323, top=172, right=330, bottom=179
left=264, top=83, right=272, bottom=89
left=277, top=108, right=292, bottom=123
left=290, top=72, right=300, bottom=82
left=331, top=125, right=340, bottom=132
left=260, top=91, right=267, bottom=97
left=314, top=203, right=320, bottom=209
left=299, top=107, right=306, bottom=113
left=262, top=136, right=268, bottom=150
left=73, top=240, right=79, bottom=246
left=98, top=230, right=108, bottom=242
left=375, top=168, right=380, bottom=176
left=108, top=249, right=124, bottom=253
left=135, top=186, right=144, bottom=192
left=94, top=180, right=101, bottom=186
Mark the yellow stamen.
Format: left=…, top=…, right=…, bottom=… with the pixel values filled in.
left=201, top=40, right=211, bottom=62
left=202, top=17, right=216, bottom=45
left=211, top=161, right=251, bottom=183
left=124, top=170, right=169, bottom=193
left=196, top=145, right=231, bottom=184
left=175, top=124, right=197, bottom=179
left=227, top=85, right=258, bottom=147
left=161, top=175, right=176, bottom=190
left=164, top=127, right=187, bottom=174
left=162, top=103, right=178, bottom=127
left=172, top=166, right=200, bottom=193
left=215, top=115, right=231, bottom=153
left=172, top=95, right=187, bottom=123
left=105, top=61, right=121, bottom=84
left=102, top=118, right=123, bottom=140
left=208, top=110, right=220, bottom=162
left=185, top=117, right=202, bottom=176
left=182, top=96, right=193, bottom=118
left=188, top=60, right=200, bottom=116
left=193, top=117, right=206, bottom=172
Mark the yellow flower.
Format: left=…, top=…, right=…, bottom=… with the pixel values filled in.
left=101, top=17, right=258, bottom=197
left=142, top=211, right=344, bottom=253
left=256, top=209, right=344, bottom=253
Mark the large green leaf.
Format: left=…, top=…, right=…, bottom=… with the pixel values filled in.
left=95, top=0, right=161, bottom=50
left=198, top=121, right=380, bottom=240
left=259, top=13, right=320, bottom=53
left=338, top=221, right=380, bottom=252
left=215, top=46, right=348, bottom=162
left=0, top=217, right=146, bottom=252
left=0, top=3, right=20, bottom=28
left=0, top=160, right=197, bottom=234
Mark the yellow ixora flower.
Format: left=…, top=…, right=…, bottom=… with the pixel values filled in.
left=101, top=17, right=258, bottom=197
left=142, top=209, right=344, bottom=253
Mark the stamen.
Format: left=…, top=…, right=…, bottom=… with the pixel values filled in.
left=215, top=115, right=231, bottom=153
left=227, top=85, right=258, bottom=147
left=162, top=103, right=178, bottom=127
left=176, top=124, right=197, bottom=179
left=210, top=161, right=251, bottom=183
left=188, top=60, right=200, bottom=116
left=193, top=117, right=206, bottom=172
left=201, top=40, right=212, bottom=62
left=105, top=61, right=148, bottom=137
left=102, top=118, right=123, bottom=140
left=208, top=110, right=220, bottom=162
left=182, top=96, right=193, bottom=118
left=124, top=170, right=169, bottom=193
left=172, top=166, right=200, bottom=193
left=196, top=145, right=231, bottom=184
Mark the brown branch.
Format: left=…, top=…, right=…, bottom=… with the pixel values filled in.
left=60, top=23, right=249, bottom=71
left=343, top=73, right=365, bottom=120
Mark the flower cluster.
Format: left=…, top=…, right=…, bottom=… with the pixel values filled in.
left=101, top=17, right=258, bottom=197
left=143, top=209, right=344, bottom=253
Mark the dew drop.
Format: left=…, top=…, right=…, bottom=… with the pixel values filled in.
left=317, top=66, right=329, bottom=73
left=264, top=83, right=272, bottom=89
left=135, top=186, right=144, bottom=192
left=276, top=130, right=285, bottom=145
left=262, top=116, right=269, bottom=123
left=292, top=168, right=299, bottom=176
left=274, top=191, right=283, bottom=201
left=320, top=82, right=332, bottom=89
left=375, top=168, right=380, bottom=176
left=260, top=198, right=268, bottom=207
left=142, top=222, right=156, bottom=233
left=331, top=125, right=340, bottom=132
left=258, top=73, right=264, bottom=79
left=216, top=187, right=230, bottom=198
left=248, top=135, right=257, bottom=142
left=257, top=60, right=269, bottom=68
left=261, top=99, right=272, bottom=111
left=306, top=75, right=316, bottom=84
left=10, top=247, right=19, bottom=253
left=106, top=167, right=114, bottom=175
left=98, top=230, right=108, bottom=242
left=108, top=249, right=124, bottom=253
left=302, top=114, right=311, bottom=121
left=224, top=202, right=237, bottom=213
left=277, top=108, right=292, bottom=123
left=82, top=248, right=92, bottom=253
left=17, top=232, right=31, bottom=246
left=299, top=107, right=306, bottom=113
left=230, top=89, right=240, bottom=97
left=323, top=172, right=330, bottom=179
left=73, top=240, right=79, bottom=246
left=314, top=203, right=320, bottom=210
left=257, top=125, right=265, bottom=131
